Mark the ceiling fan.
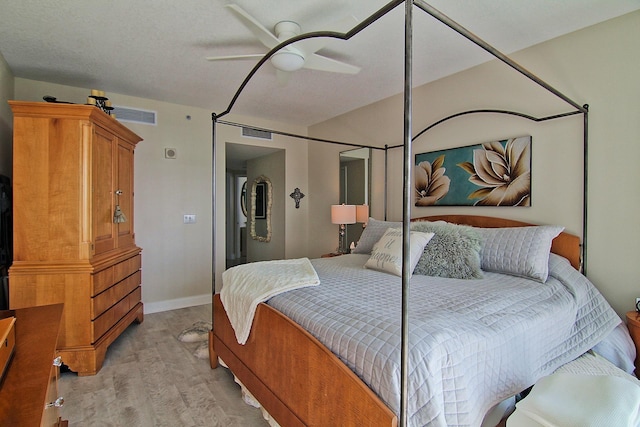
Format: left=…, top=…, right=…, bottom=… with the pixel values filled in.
left=206, top=4, right=361, bottom=77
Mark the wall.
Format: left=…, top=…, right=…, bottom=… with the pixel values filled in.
left=0, top=54, right=13, bottom=176
left=212, top=117, right=309, bottom=291
left=9, top=78, right=311, bottom=307
left=341, top=157, right=366, bottom=247
left=247, top=150, right=286, bottom=262
left=309, top=11, right=640, bottom=316
left=306, top=141, right=387, bottom=259
left=13, top=78, right=213, bottom=313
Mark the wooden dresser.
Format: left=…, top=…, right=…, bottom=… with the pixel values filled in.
left=0, top=304, right=67, bottom=426
left=8, top=101, right=144, bottom=376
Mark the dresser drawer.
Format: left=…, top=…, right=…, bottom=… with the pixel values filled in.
left=42, top=361, right=63, bottom=427
left=92, top=286, right=141, bottom=341
left=92, top=254, right=141, bottom=296
left=92, top=270, right=141, bottom=319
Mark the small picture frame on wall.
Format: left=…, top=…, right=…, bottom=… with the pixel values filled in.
left=255, top=182, right=266, bottom=219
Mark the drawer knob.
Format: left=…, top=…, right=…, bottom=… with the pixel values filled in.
left=46, top=397, right=65, bottom=408
left=53, top=356, right=63, bottom=367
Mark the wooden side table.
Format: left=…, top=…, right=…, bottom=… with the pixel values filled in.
left=626, top=310, right=640, bottom=377
left=0, top=304, right=67, bottom=426
left=321, top=253, right=344, bottom=258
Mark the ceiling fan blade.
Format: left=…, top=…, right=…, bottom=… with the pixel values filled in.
left=226, top=4, right=280, bottom=49
left=206, top=54, right=265, bottom=61
left=303, top=53, right=360, bottom=74
left=294, top=15, right=359, bottom=57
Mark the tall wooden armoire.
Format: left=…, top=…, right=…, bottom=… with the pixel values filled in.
left=8, top=101, right=144, bottom=376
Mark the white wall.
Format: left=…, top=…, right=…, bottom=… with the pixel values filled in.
left=13, top=79, right=214, bottom=313
left=211, top=116, right=309, bottom=291
left=309, top=11, right=640, bottom=316
left=246, top=150, right=286, bottom=262
left=7, top=78, right=312, bottom=309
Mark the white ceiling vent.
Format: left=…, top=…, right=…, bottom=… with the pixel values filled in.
left=112, top=106, right=157, bottom=125
left=242, top=127, right=272, bottom=140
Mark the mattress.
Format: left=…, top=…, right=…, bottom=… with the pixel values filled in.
left=266, top=253, right=621, bottom=427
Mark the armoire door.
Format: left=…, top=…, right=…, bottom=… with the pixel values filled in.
left=92, top=125, right=117, bottom=255
left=116, top=140, right=135, bottom=248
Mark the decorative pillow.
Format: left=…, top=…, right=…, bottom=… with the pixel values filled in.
left=410, top=221, right=483, bottom=279
left=352, top=218, right=401, bottom=254
left=364, top=228, right=434, bottom=276
left=477, top=225, right=564, bottom=282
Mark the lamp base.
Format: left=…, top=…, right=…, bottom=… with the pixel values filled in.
left=337, top=225, right=350, bottom=254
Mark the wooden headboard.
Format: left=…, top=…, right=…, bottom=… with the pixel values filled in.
left=411, top=215, right=581, bottom=271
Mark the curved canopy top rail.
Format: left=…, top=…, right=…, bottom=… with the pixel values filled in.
left=406, top=108, right=586, bottom=148
left=213, top=0, right=405, bottom=120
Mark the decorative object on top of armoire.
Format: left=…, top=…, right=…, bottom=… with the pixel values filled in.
left=8, top=101, right=144, bottom=376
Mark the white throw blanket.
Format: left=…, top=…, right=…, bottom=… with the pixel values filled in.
left=220, top=258, right=320, bottom=345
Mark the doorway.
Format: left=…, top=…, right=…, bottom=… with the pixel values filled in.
left=225, top=142, right=283, bottom=267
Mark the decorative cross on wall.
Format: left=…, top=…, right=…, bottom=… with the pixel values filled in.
left=289, top=188, right=305, bottom=209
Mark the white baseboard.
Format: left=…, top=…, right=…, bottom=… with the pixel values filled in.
left=143, top=293, right=212, bottom=314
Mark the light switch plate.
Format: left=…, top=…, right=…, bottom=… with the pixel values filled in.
left=183, top=214, right=196, bottom=224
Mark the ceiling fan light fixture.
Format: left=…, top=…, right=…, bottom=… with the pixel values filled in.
left=270, top=51, right=305, bottom=72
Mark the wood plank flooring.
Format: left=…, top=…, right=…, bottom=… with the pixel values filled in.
left=59, top=304, right=269, bottom=426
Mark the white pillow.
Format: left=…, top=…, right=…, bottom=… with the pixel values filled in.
left=477, top=225, right=564, bottom=282
left=364, top=228, right=434, bottom=276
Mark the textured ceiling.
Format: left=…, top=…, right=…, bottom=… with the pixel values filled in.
left=1, top=0, right=639, bottom=126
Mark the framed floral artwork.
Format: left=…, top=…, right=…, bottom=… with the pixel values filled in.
left=414, top=136, right=531, bottom=206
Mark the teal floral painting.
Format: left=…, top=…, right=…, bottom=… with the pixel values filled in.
left=414, top=136, right=531, bottom=206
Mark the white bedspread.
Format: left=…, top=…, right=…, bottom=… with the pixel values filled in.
left=220, top=257, right=320, bottom=344
left=266, top=253, right=621, bottom=427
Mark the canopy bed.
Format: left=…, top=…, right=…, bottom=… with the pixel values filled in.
left=207, top=1, right=628, bottom=426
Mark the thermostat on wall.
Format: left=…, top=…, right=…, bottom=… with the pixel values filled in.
left=165, top=148, right=177, bottom=159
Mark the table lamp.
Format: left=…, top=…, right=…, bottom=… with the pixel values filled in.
left=331, top=204, right=356, bottom=254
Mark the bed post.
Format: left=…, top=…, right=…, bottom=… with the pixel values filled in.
left=582, top=105, right=589, bottom=274
left=384, top=144, right=389, bottom=220
left=400, top=1, right=413, bottom=426
left=210, top=113, right=219, bottom=369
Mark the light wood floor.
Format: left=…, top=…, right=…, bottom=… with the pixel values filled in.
left=59, top=304, right=269, bottom=427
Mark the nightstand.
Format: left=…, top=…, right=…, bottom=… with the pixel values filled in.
left=626, top=311, right=640, bottom=377
left=321, top=252, right=344, bottom=258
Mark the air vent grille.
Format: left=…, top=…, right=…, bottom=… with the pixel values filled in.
left=112, top=106, right=157, bottom=125
left=242, top=127, right=272, bottom=140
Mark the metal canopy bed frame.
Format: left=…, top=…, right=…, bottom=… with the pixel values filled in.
left=209, top=1, right=589, bottom=426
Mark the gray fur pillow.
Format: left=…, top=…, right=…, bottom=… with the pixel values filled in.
left=410, top=221, right=483, bottom=279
